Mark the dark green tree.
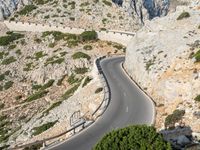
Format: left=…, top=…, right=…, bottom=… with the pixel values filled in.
left=93, top=125, right=171, bottom=150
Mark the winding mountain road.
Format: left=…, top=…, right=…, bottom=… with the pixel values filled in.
left=50, top=56, right=154, bottom=150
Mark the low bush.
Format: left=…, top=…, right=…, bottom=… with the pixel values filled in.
left=32, top=121, right=57, bottom=136
left=74, top=67, right=88, bottom=74
left=18, top=5, right=37, bottom=15
left=41, top=79, right=55, bottom=90
left=2, top=56, right=16, bottom=65
left=0, top=32, right=24, bottom=46
left=192, top=50, right=200, bottom=62
left=34, top=51, right=47, bottom=60
left=72, top=52, right=91, bottom=60
left=25, top=90, right=49, bottom=102
left=80, top=31, right=97, bottom=41
left=95, top=87, right=103, bottom=93
left=62, top=84, right=80, bottom=100
left=4, top=81, right=14, bottom=90
left=177, top=12, right=190, bottom=20
left=57, top=75, right=67, bottom=86
left=102, top=0, right=112, bottom=6
left=93, top=125, right=171, bottom=150
left=0, top=74, right=5, bottom=81
left=194, top=95, right=200, bottom=102
left=23, top=143, right=43, bottom=150
left=43, top=101, right=62, bottom=115
left=165, top=109, right=185, bottom=128
left=67, top=74, right=79, bottom=85
left=82, top=76, right=92, bottom=87
left=83, top=45, right=93, bottom=50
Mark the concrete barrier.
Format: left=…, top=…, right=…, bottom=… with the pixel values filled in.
left=3, top=21, right=135, bottom=46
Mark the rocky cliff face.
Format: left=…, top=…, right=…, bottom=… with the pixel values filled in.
left=0, top=0, right=31, bottom=20
left=124, top=4, right=200, bottom=132
left=127, top=0, right=169, bottom=24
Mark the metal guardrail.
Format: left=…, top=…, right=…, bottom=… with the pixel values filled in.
left=10, top=56, right=110, bottom=150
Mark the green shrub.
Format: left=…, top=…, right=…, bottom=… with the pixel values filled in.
left=18, top=5, right=37, bottom=15
left=95, top=87, right=103, bottom=93
left=25, top=90, right=49, bottom=102
left=177, top=12, right=190, bottom=20
left=102, top=0, right=112, bottom=6
left=32, top=84, right=42, bottom=90
left=15, top=95, right=22, bottom=100
left=74, top=67, right=88, bottom=74
left=83, top=45, right=93, bottom=50
left=41, top=79, right=55, bottom=90
left=67, top=74, right=79, bottom=85
left=72, top=52, right=91, bottom=60
left=0, top=33, right=24, bottom=46
left=165, top=109, right=185, bottom=128
left=15, top=49, right=22, bottom=55
left=23, top=63, right=33, bottom=71
left=57, top=75, right=67, bottom=86
left=32, top=121, right=57, bottom=136
left=194, top=95, right=200, bottom=102
left=2, top=56, right=16, bottom=65
left=93, top=125, right=171, bottom=150
left=82, top=76, right=92, bottom=87
left=0, top=103, right=4, bottom=109
left=23, top=143, right=43, bottom=150
left=80, top=31, right=97, bottom=41
left=0, top=74, right=5, bottom=81
left=34, top=51, right=47, bottom=60
left=42, top=31, right=65, bottom=41
left=8, top=44, right=16, bottom=50
left=33, top=0, right=49, bottom=5
left=192, top=50, right=200, bottom=62
left=4, top=81, right=14, bottom=90
left=62, top=84, right=80, bottom=100
left=43, top=101, right=62, bottom=115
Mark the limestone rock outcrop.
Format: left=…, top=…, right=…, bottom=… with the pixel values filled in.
left=0, top=0, right=31, bottom=20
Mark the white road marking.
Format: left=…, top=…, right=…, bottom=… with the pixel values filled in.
left=123, top=92, right=126, bottom=96
left=126, top=107, right=128, bottom=112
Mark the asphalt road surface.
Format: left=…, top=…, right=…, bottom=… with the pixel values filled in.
left=50, top=56, right=154, bottom=150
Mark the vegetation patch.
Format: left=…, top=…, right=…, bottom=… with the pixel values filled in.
left=62, top=83, right=80, bottom=100
left=192, top=50, right=200, bottom=62
left=93, top=125, right=171, bottom=150
left=165, top=109, right=185, bottom=128
left=67, top=74, right=79, bottom=85
left=25, top=90, right=49, bottom=102
left=4, top=81, right=14, bottom=90
left=102, top=0, right=112, bottom=6
left=40, top=79, right=55, bottom=90
left=32, top=121, right=57, bottom=136
left=80, top=31, right=98, bottom=41
left=194, top=95, right=200, bottom=102
left=34, top=51, right=47, bottom=60
left=0, top=32, right=24, bottom=46
left=2, top=56, right=16, bottom=65
left=43, top=101, right=62, bottom=115
left=72, top=52, right=91, bottom=60
left=82, top=76, right=92, bottom=87
left=74, top=67, right=88, bottom=74
left=177, top=12, right=190, bottom=20
left=95, top=87, right=103, bottom=93
left=18, top=5, right=37, bottom=15
left=23, top=143, right=43, bottom=150
left=83, top=45, right=93, bottom=50
left=57, top=75, right=67, bottom=86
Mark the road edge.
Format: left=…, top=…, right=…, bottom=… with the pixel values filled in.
left=120, top=62, right=156, bottom=126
